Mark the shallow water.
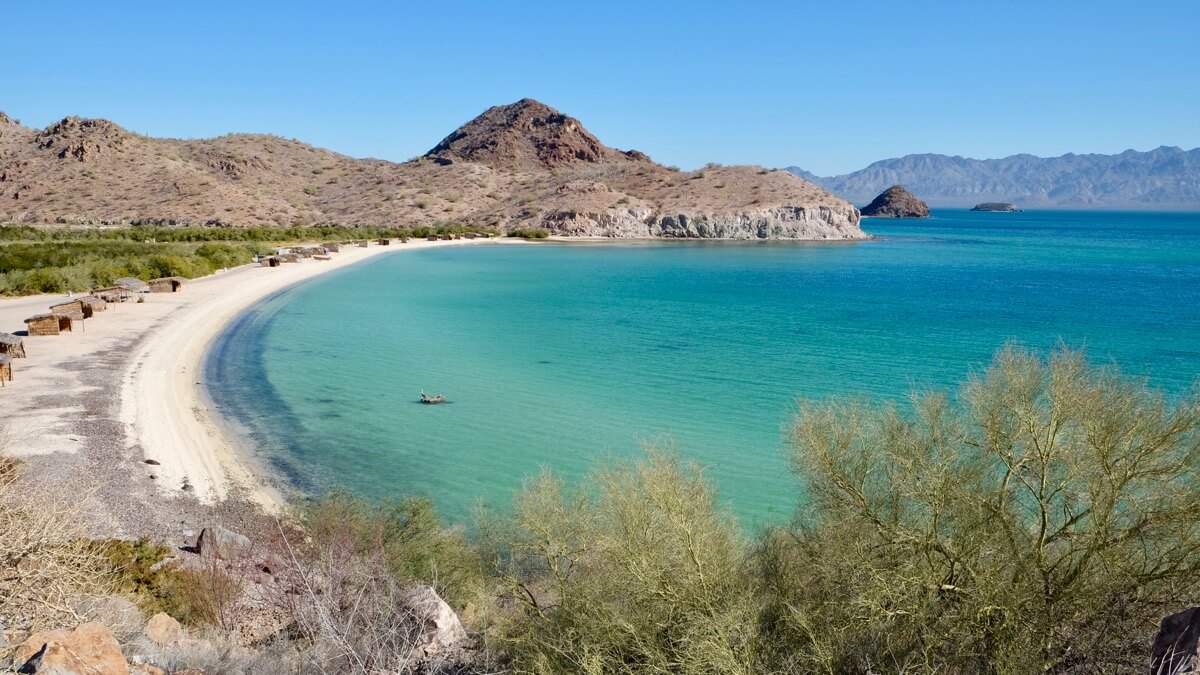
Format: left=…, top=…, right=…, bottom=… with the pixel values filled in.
left=206, top=209, right=1200, bottom=527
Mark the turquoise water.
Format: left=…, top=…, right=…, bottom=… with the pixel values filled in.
left=207, top=210, right=1200, bottom=527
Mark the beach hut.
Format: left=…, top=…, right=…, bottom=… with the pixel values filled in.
left=51, top=297, right=104, bottom=318
left=261, top=256, right=281, bottom=268
left=464, top=232, right=477, bottom=239
left=25, top=313, right=74, bottom=336
left=78, top=296, right=107, bottom=316
left=149, top=276, right=186, bottom=293
left=91, top=286, right=128, bottom=303
left=357, top=240, right=369, bottom=248
left=49, top=298, right=85, bottom=316
left=0, top=354, right=10, bottom=386
left=322, top=242, right=341, bottom=252
left=115, top=277, right=150, bottom=294
left=377, top=238, right=391, bottom=246
left=0, top=333, right=26, bottom=358
left=426, top=235, right=438, bottom=242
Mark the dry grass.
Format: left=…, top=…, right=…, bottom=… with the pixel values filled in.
left=0, top=448, right=115, bottom=647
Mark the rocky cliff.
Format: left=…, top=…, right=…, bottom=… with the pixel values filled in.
left=860, top=185, right=929, bottom=218
left=0, top=99, right=865, bottom=240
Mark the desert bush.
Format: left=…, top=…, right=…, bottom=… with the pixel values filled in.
left=278, top=495, right=486, bottom=673
left=486, top=449, right=757, bottom=674
left=299, top=493, right=486, bottom=610
left=761, top=345, right=1200, bottom=673
left=0, top=450, right=115, bottom=637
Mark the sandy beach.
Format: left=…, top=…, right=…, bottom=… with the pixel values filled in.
left=0, top=237, right=490, bottom=538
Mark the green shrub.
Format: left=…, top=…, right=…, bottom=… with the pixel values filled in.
left=300, top=492, right=487, bottom=609
left=18, top=268, right=68, bottom=293
left=762, top=345, right=1200, bottom=673
left=507, top=228, right=550, bottom=240
left=487, top=449, right=757, bottom=674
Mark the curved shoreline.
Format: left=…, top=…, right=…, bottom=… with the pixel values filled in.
left=0, top=238, right=494, bottom=535
left=121, top=238, right=496, bottom=512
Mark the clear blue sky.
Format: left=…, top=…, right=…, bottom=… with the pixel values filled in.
left=3, top=1, right=1197, bottom=175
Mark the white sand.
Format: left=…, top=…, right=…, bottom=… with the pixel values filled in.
left=0, top=238, right=491, bottom=514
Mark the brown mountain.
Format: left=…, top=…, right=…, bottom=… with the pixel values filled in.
left=0, top=100, right=863, bottom=239
left=425, top=98, right=648, bottom=171
left=860, top=185, right=930, bottom=218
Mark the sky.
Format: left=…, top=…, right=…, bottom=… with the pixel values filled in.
left=2, top=1, right=1197, bottom=175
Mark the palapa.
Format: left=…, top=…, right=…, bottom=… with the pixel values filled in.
left=0, top=333, right=25, bottom=358
left=148, top=276, right=186, bottom=293
left=24, top=313, right=74, bottom=336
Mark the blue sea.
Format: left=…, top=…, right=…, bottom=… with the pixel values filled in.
left=206, top=210, right=1200, bottom=527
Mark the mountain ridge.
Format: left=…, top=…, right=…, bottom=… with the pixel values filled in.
left=787, top=146, right=1200, bottom=209
left=0, top=100, right=864, bottom=240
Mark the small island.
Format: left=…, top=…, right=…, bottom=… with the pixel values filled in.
left=860, top=185, right=930, bottom=218
left=970, top=202, right=1021, bottom=212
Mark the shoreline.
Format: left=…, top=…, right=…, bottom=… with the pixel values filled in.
left=0, top=237, right=492, bottom=537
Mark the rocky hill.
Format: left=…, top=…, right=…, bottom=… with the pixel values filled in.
left=0, top=100, right=864, bottom=239
left=860, top=185, right=929, bottom=218
left=787, top=146, right=1200, bottom=209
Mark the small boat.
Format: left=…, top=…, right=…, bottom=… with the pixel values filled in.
left=420, top=390, right=446, bottom=404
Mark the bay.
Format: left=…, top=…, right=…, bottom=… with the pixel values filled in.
left=206, top=209, right=1200, bottom=526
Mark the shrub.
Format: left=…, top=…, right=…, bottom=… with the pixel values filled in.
left=0, top=451, right=114, bottom=636
left=506, top=228, right=550, bottom=240
left=19, top=267, right=69, bottom=293
left=486, top=449, right=757, bottom=674
left=762, top=345, right=1200, bottom=673
left=300, top=493, right=486, bottom=610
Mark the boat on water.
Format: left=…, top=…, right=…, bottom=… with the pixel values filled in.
left=420, top=391, right=446, bottom=404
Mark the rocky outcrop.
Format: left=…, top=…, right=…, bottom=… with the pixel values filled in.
left=1151, top=607, right=1200, bottom=674
left=400, top=585, right=469, bottom=660
left=970, top=202, right=1021, bottom=212
left=860, top=185, right=930, bottom=218
left=17, top=622, right=129, bottom=675
left=195, top=525, right=252, bottom=560
left=542, top=204, right=860, bottom=239
left=425, top=98, right=646, bottom=171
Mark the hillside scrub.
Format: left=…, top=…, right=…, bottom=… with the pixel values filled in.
left=763, top=345, right=1200, bottom=673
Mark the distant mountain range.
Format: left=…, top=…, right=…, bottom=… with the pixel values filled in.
left=786, top=146, right=1200, bottom=209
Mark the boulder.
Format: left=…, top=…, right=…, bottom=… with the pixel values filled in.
left=1151, top=607, right=1200, bottom=674
left=860, top=185, right=930, bottom=218
left=195, top=525, right=252, bottom=560
left=400, top=585, right=467, bottom=658
left=142, top=613, right=181, bottom=646
left=128, top=666, right=166, bottom=675
left=17, top=622, right=129, bottom=675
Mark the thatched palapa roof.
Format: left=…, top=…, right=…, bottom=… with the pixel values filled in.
left=115, top=277, right=149, bottom=292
